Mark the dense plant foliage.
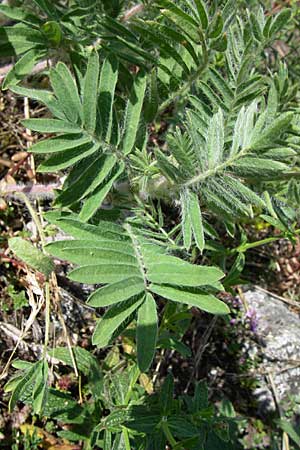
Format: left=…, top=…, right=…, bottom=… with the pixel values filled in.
left=1, top=0, right=300, bottom=448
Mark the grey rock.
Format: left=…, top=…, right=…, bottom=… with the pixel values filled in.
left=242, top=287, right=300, bottom=413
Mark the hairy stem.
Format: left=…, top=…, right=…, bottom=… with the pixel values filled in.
left=158, top=39, right=208, bottom=115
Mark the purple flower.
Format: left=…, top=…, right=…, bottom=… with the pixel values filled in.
left=245, top=308, right=259, bottom=333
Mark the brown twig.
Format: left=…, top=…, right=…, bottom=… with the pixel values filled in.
left=254, top=285, right=300, bottom=312
left=121, top=3, right=144, bottom=21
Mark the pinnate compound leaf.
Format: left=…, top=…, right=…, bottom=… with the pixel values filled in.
left=47, top=219, right=228, bottom=359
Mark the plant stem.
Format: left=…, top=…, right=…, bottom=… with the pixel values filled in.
left=122, top=426, right=131, bottom=450
left=183, top=148, right=249, bottom=188
left=161, top=419, right=178, bottom=447
left=124, top=365, right=140, bottom=405
left=235, top=236, right=283, bottom=252
left=42, top=281, right=50, bottom=359
left=15, top=192, right=46, bottom=249
left=158, top=40, right=208, bottom=115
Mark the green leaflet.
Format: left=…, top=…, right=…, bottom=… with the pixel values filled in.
left=83, top=50, right=100, bottom=133
left=55, top=154, right=117, bottom=207
left=230, top=103, right=256, bottom=157
left=87, top=277, right=145, bottom=307
left=205, top=178, right=251, bottom=217
left=32, top=0, right=58, bottom=18
left=49, top=62, right=83, bottom=124
left=22, top=119, right=82, bottom=134
left=79, top=162, right=125, bottom=221
left=159, top=373, right=174, bottom=415
left=156, top=0, right=199, bottom=27
left=132, top=22, right=190, bottom=76
left=150, top=284, right=229, bottom=315
left=47, top=247, right=137, bottom=266
left=69, top=264, right=141, bottom=284
left=207, top=109, right=224, bottom=169
left=250, top=112, right=293, bottom=149
left=9, top=364, right=37, bottom=412
left=2, top=49, right=44, bottom=90
left=146, top=22, right=199, bottom=65
left=208, top=67, right=234, bottom=105
left=193, top=0, right=208, bottom=29
left=46, top=239, right=134, bottom=257
left=30, top=135, right=91, bottom=154
left=269, top=9, right=292, bottom=37
left=208, top=13, right=223, bottom=39
left=155, top=148, right=181, bottom=182
left=277, top=419, right=300, bottom=447
left=9, top=237, right=54, bottom=277
left=122, top=71, right=147, bottom=155
left=37, top=142, right=100, bottom=172
left=9, top=85, right=65, bottom=119
left=188, top=190, right=205, bottom=252
left=224, top=253, right=245, bottom=287
left=181, top=191, right=192, bottom=250
left=32, top=360, right=48, bottom=415
left=103, top=430, right=112, bottom=450
left=146, top=255, right=223, bottom=286
left=0, top=26, right=46, bottom=53
left=144, top=68, right=159, bottom=122
left=231, top=157, right=289, bottom=179
left=92, top=296, right=145, bottom=347
left=47, top=218, right=127, bottom=241
left=137, top=293, right=158, bottom=372
left=48, top=347, right=100, bottom=376
left=0, top=5, right=42, bottom=26
left=223, top=176, right=265, bottom=208
left=98, top=55, right=118, bottom=142
left=263, top=147, right=297, bottom=160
